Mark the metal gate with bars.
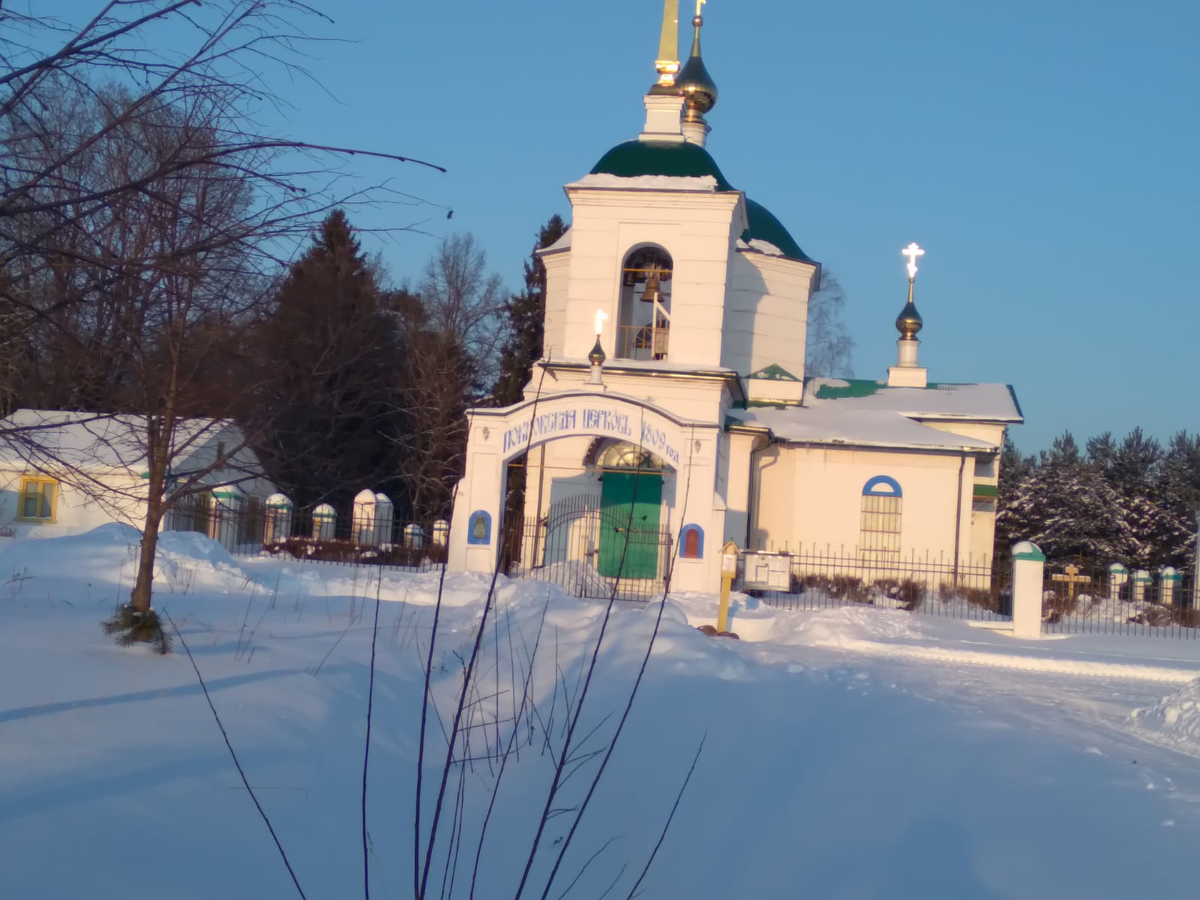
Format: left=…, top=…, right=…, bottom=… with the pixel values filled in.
left=503, top=494, right=673, bottom=602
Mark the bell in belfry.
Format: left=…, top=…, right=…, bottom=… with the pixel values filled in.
left=641, top=269, right=661, bottom=304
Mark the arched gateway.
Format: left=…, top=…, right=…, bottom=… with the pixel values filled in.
left=447, top=390, right=723, bottom=597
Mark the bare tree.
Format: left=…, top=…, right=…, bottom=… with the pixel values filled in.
left=0, top=2, right=443, bottom=640
left=395, top=234, right=505, bottom=521
left=805, top=268, right=854, bottom=378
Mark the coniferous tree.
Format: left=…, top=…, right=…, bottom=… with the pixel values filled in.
left=1087, top=428, right=1164, bottom=567
left=1000, top=432, right=1136, bottom=564
left=1152, top=432, right=1200, bottom=567
left=248, top=210, right=405, bottom=510
left=993, top=432, right=1035, bottom=562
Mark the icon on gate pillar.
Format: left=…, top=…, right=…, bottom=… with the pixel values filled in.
left=467, top=511, right=492, bottom=545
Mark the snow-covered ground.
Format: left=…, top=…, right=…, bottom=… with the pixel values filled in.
left=3, top=526, right=1200, bottom=899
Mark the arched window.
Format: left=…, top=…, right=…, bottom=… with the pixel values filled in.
left=860, top=476, right=902, bottom=565
left=616, top=246, right=672, bottom=361
left=597, top=441, right=664, bottom=471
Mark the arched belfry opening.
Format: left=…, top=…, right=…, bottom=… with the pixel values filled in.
left=617, top=246, right=672, bottom=361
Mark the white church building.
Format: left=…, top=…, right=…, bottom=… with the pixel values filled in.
left=448, top=2, right=1022, bottom=596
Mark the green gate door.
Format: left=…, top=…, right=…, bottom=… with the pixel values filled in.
left=598, top=471, right=662, bottom=579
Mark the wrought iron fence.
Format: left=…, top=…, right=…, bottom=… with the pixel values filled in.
left=163, top=494, right=447, bottom=571
left=736, top=546, right=1010, bottom=622
left=502, top=497, right=673, bottom=602
left=1040, top=562, right=1199, bottom=638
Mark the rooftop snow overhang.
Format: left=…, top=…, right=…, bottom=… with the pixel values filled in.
left=728, top=407, right=1000, bottom=454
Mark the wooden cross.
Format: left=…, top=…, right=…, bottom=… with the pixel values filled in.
left=1050, top=564, right=1091, bottom=600
left=902, top=242, right=925, bottom=281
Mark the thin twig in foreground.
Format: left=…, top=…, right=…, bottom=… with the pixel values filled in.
left=624, top=735, right=706, bottom=900
left=362, top=570, right=384, bottom=899
left=164, top=609, right=308, bottom=900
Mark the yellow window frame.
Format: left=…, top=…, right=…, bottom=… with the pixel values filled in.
left=17, top=476, right=58, bottom=523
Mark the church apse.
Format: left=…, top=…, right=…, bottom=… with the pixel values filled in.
left=615, top=245, right=673, bottom=362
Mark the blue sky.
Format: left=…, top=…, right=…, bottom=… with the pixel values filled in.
left=54, top=1, right=1200, bottom=453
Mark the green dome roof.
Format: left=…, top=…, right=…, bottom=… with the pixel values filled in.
left=742, top=198, right=813, bottom=263
left=589, top=141, right=736, bottom=192
left=587, top=143, right=815, bottom=264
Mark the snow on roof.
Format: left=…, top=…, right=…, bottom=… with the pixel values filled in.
left=0, top=409, right=234, bottom=472
left=730, top=406, right=998, bottom=452
left=804, top=378, right=1023, bottom=423
left=746, top=238, right=784, bottom=256
left=540, top=227, right=572, bottom=254
left=566, top=173, right=719, bottom=192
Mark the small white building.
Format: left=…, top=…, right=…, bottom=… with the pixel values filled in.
left=448, top=3, right=1022, bottom=594
left=0, top=409, right=277, bottom=544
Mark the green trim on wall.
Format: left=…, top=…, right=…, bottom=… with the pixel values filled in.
left=748, top=363, right=801, bottom=382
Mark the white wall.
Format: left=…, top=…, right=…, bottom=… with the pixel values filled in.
left=722, top=251, right=817, bottom=376
left=752, top=444, right=980, bottom=563
left=0, top=424, right=276, bottom=544
left=558, top=187, right=742, bottom=367
left=542, top=248, right=572, bottom=361
left=0, top=467, right=148, bottom=540
left=530, top=365, right=733, bottom=427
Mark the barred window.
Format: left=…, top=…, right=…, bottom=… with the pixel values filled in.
left=860, top=476, right=902, bottom=565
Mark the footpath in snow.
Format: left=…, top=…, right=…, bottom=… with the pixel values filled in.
left=671, top=590, right=1200, bottom=682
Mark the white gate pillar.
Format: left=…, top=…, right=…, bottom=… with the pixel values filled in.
left=671, top=435, right=723, bottom=593
left=1011, top=541, right=1045, bottom=639
left=448, top=446, right=505, bottom=574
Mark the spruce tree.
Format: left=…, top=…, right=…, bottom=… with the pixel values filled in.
left=1152, top=432, right=1200, bottom=567
left=1001, top=432, right=1136, bottom=565
left=994, top=432, right=1035, bottom=561
left=248, top=210, right=405, bottom=511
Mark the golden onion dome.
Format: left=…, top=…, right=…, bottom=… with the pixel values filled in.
left=676, top=15, right=717, bottom=116
left=895, top=295, right=924, bottom=340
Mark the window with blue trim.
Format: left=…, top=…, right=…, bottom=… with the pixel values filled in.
left=860, top=476, right=902, bottom=564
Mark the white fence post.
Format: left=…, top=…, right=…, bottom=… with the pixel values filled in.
left=432, top=519, right=449, bottom=547
left=1160, top=567, right=1180, bottom=606
left=1107, top=563, right=1128, bottom=601
left=313, top=503, right=336, bottom=541
left=264, top=493, right=293, bottom=544
left=1132, top=569, right=1151, bottom=603
left=1011, top=541, right=1045, bottom=639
